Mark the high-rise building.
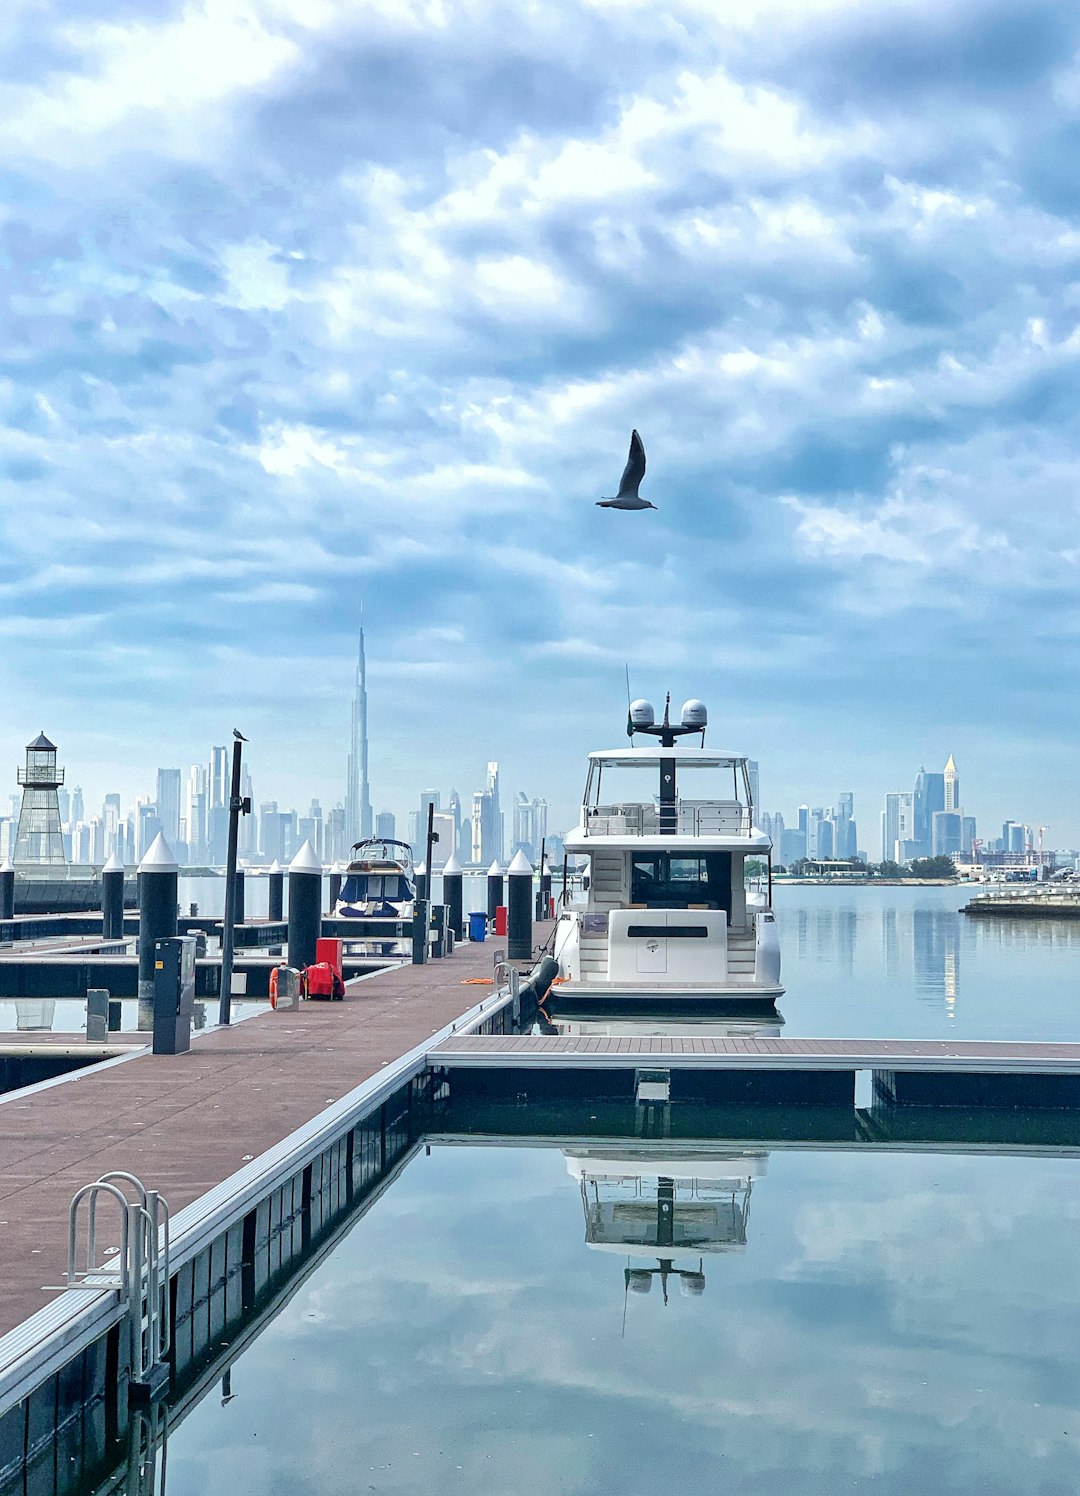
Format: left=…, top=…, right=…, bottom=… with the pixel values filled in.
left=512, top=792, right=548, bottom=862
left=207, top=746, right=229, bottom=864
left=185, top=765, right=207, bottom=863
left=345, top=626, right=373, bottom=847
left=747, top=761, right=760, bottom=811
left=14, top=732, right=66, bottom=864
left=410, top=790, right=441, bottom=854
left=71, top=785, right=84, bottom=827
left=779, top=828, right=806, bottom=865
left=376, top=810, right=396, bottom=840
left=882, top=792, right=914, bottom=863
left=136, top=801, right=162, bottom=862
left=156, top=769, right=182, bottom=846
left=944, top=754, right=960, bottom=813
left=931, top=810, right=962, bottom=859
left=961, top=816, right=977, bottom=855
left=913, top=768, right=945, bottom=854
left=470, top=763, right=503, bottom=866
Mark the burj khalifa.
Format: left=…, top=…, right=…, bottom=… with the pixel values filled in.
left=345, top=627, right=373, bottom=846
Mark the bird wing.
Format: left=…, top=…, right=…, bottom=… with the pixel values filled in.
left=616, top=429, right=646, bottom=498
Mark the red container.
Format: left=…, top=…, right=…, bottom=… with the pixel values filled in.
left=316, top=937, right=344, bottom=979
left=494, top=905, right=507, bottom=936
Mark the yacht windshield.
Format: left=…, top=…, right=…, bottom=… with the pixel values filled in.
left=340, top=875, right=411, bottom=903
left=630, top=852, right=732, bottom=911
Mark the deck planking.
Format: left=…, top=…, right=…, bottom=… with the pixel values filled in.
left=0, top=928, right=550, bottom=1338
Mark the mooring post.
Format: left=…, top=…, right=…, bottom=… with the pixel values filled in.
left=137, top=834, right=178, bottom=1029
left=507, top=848, right=534, bottom=961
left=539, top=845, right=551, bottom=920
left=267, top=859, right=284, bottom=921
left=486, top=859, right=503, bottom=923
left=0, top=856, right=15, bottom=921
left=442, top=852, right=463, bottom=940
left=411, top=899, right=428, bottom=964
left=101, top=850, right=125, bottom=940
left=415, top=860, right=428, bottom=904
left=328, top=862, right=343, bottom=913
left=287, top=840, right=322, bottom=971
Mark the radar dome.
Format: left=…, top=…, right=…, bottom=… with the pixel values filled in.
left=629, top=699, right=655, bottom=729
left=681, top=699, right=708, bottom=729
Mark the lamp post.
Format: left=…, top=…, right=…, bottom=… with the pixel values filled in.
left=218, top=732, right=252, bottom=1026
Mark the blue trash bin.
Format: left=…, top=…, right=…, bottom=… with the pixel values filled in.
left=468, top=911, right=487, bottom=943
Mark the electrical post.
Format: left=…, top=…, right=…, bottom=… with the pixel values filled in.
left=218, top=732, right=252, bottom=1027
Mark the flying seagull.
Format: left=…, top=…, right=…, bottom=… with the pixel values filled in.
left=597, top=429, right=655, bottom=510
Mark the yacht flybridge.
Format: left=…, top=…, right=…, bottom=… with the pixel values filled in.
left=551, top=696, right=782, bottom=1006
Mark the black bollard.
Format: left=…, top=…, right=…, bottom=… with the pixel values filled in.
left=415, top=860, right=428, bottom=904
left=233, top=867, right=245, bottom=927
left=411, top=899, right=429, bottom=964
left=486, top=859, right=503, bottom=922
left=0, top=856, right=14, bottom=921
left=267, top=860, right=284, bottom=921
left=442, top=852, right=464, bottom=940
left=328, top=865, right=343, bottom=913
left=287, top=840, right=322, bottom=970
left=138, top=833, right=178, bottom=1025
left=540, top=858, right=552, bottom=921
left=507, top=849, right=534, bottom=961
left=101, top=851, right=125, bottom=940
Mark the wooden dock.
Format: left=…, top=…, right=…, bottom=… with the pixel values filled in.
left=429, top=1034, right=1080, bottom=1072
left=0, top=932, right=534, bottom=1339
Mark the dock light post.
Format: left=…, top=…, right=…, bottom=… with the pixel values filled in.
left=507, top=848, right=534, bottom=961
left=138, top=833, right=178, bottom=1027
left=486, top=860, right=503, bottom=923
left=267, top=860, right=284, bottom=921
left=0, top=857, right=14, bottom=921
left=288, top=840, right=322, bottom=970
left=442, top=852, right=463, bottom=940
left=539, top=840, right=551, bottom=920
left=101, top=850, right=124, bottom=940
left=218, top=732, right=252, bottom=1027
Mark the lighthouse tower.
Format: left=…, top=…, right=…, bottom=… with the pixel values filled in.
left=14, top=732, right=66, bottom=864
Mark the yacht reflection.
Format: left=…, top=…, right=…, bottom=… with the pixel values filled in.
left=565, top=1145, right=767, bottom=1301
left=538, top=1009, right=784, bottom=1039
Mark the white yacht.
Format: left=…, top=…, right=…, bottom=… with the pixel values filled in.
left=334, top=838, right=416, bottom=955
left=551, top=696, right=782, bottom=1006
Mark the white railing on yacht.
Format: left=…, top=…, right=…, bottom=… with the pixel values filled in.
left=584, top=801, right=751, bottom=837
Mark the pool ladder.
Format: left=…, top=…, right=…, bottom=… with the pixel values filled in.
left=67, top=1171, right=171, bottom=1401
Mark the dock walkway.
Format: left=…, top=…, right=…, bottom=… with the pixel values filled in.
left=0, top=934, right=528, bottom=1338
left=430, top=1034, right=1080, bottom=1073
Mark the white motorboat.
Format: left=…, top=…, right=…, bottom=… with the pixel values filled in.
left=551, top=695, right=783, bottom=1006
left=334, top=838, right=416, bottom=956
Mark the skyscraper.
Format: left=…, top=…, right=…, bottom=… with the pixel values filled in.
left=345, top=626, right=373, bottom=848
left=376, top=810, right=396, bottom=840
left=882, top=792, right=914, bottom=862
left=944, top=754, right=960, bottom=812
left=156, top=769, right=182, bottom=846
left=207, top=746, right=229, bottom=864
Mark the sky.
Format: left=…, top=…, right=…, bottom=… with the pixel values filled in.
left=3, top=0, right=1080, bottom=845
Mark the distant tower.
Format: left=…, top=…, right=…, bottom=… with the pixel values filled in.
left=944, top=754, right=959, bottom=812
left=345, top=626, right=373, bottom=847
left=14, top=732, right=66, bottom=864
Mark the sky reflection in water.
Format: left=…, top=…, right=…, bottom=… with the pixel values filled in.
left=157, top=887, right=1080, bottom=1495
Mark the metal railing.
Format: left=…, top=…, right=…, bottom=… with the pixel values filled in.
left=67, top=1171, right=170, bottom=1393
left=584, top=801, right=752, bottom=837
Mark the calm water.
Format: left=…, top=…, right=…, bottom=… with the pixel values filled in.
left=115, top=888, right=1080, bottom=1494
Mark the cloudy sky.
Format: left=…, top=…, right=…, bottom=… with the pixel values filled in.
left=3, top=0, right=1080, bottom=843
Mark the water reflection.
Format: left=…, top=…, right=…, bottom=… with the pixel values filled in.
left=567, top=1144, right=766, bottom=1304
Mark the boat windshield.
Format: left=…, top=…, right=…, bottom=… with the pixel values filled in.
left=630, top=852, right=733, bottom=911
left=340, top=874, right=412, bottom=904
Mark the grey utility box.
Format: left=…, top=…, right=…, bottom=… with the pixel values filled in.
left=152, top=936, right=196, bottom=1055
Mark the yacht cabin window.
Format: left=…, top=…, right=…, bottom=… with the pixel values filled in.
left=340, top=874, right=411, bottom=903
left=630, top=852, right=733, bottom=912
